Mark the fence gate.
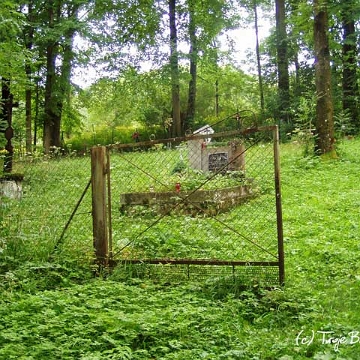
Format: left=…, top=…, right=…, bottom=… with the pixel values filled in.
left=91, top=125, right=284, bottom=286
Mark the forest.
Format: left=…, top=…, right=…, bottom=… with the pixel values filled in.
left=1, top=1, right=360, bottom=359
left=0, top=0, right=359, bottom=160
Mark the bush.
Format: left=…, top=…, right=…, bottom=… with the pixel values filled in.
left=65, top=126, right=165, bottom=153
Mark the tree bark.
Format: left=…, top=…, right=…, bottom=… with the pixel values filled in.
left=24, top=1, right=34, bottom=154
left=25, top=73, right=32, bottom=154
left=1, top=79, right=14, bottom=172
left=342, top=3, right=359, bottom=133
left=44, top=43, right=59, bottom=153
left=34, top=72, right=40, bottom=150
left=56, top=8, right=77, bottom=148
left=185, top=0, right=197, bottom=132
left=275, top=0, right=290, bottom=123
left=43, top=1, right=78, bottom=153
left=313, top=0, right=335, bottom=155
left=43, top=0, right=58, bottom=154
left=169, top=0, right=182, bottom=137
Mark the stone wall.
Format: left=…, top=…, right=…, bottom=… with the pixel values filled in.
left=120, top=184, right=254, bottom=215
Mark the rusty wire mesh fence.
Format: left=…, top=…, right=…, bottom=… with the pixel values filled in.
left=0, top=153, right=93, bottom=262
left=108, top=126, right=284, bottom=285
left=1, top=122, right=284, bottom=286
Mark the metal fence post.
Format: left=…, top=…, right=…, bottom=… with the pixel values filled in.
left=91, top=146, right=108, bottom=266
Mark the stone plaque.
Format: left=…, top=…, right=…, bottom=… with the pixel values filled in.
left=208, top=152, right=228, bottom=172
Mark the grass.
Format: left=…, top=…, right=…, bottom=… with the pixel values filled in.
left=110, top=136, right=277, bottom=264
left=0, top=156, right=92, bottom=262
left=0, top=138, right=360, bottom=359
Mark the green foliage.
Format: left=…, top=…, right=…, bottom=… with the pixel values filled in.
left=62, top=90, right=86, bottom=137
left=0, top=0, right=28, bottom=80
left=291, top=92, right=317, bottom=155
left=77, top=64, right=260, bottom=140
left=1, top=139, right=360, bottom=358
left=334, top=109, right=354, bottom=138
left=65, top=125, right=164, bottom=152
left=1, top=0, right=360, bottom=156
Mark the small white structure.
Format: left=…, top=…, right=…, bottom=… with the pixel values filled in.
left=193, top=125, right=214, bottom=144
left=188, top=125, right=245, bottom=173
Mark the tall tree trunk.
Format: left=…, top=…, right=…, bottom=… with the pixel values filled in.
left=44, top=42, right=59, bottom=153
left=25, top=72, right=32, bottom=154
left=185, top=0, right=197, bottom=132
left=34, top=72, right=40, bottom=150
left=43, top=0, right=58, bottom=154
left=56, top=23, right=77, bottom=148
left=1, top=78, right=14, bottom=172
left=275, top=0, right=290, bottom=124
left=254, top=0, right=264, bottom=115
left=342, top=2, right=359, bottom=134
left=43, top=2, right=78, bottom=153
left=24, top=1, right=34, bottom=154
left=313, top=0, right=335, bottom=155
left=169, top=0, right=182, bottom=137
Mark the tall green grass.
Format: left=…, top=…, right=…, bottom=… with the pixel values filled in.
left=0, top=138, right=360, bottom=359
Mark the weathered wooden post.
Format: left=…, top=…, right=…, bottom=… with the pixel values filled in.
left=91, top=146, right=108, bottom=266
left=273, top=126, right=285, bottom=286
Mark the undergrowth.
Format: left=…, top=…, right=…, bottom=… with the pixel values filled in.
left=0, top=138, right=360, bottom=359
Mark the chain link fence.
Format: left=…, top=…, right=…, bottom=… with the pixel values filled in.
left=1, top=121, right=284, bottom=286
left=0, top=153, right=93, bottom=262
left=108, top=126, right=284, bottom=285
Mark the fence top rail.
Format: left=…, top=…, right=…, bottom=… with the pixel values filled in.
left=106, top=125, right=278, bottom=151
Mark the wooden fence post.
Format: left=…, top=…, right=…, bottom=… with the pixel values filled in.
left=91, top=146, right=108, bottom=266
left=274, top=126, right=285, bottom=286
